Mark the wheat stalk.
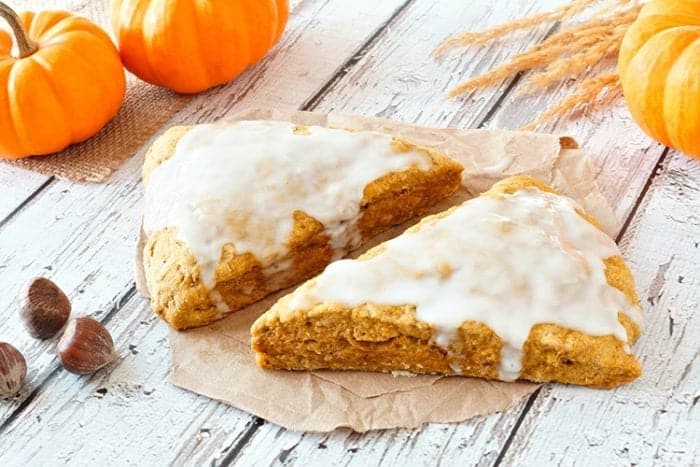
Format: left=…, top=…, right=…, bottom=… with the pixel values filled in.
left=520, top=5, right=640, bottom=94
left=434, top=0, right=601, bottom=56
left=436, top=0, right=641, bottom=127
left=521, top=74, right=623, bottom=130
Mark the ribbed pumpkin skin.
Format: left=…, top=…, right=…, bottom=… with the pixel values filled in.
left=111, top=0, right=289, bottom=94
left=618, top=0, right=700, bottom=158
left=0, top=11, right=126, bottom=159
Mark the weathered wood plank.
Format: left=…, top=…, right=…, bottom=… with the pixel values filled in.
left=228, top=400, right=532, bottom=466
left=0, top=171, right=52, bottom=224
left=0, top=0, right=564, bottom=463
left=231, top=0, right=585, bottom=463
left=499, top=151, right=700, bottom=466
left=0, top=0, right=410, bottom=425
left=1, top=0, right=693, bottom=465
left=470, top=16, right=692, bottom=466
left=307, top=0, right=558, bottom=128
left=234, top=1, right=684, bottom=464
left=0, top=0, right=111, bottom=200
left=0, top=294, right=261, bottom=466
left=0, top=0, right=303, bottom=221
left=485, top=62, right=666, bottom=226
left=0, top=165, right=143, bottom=421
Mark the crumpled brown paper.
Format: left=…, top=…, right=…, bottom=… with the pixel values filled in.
left=136, top=108, right=619, bottom=432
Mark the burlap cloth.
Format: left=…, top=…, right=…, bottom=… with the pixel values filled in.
left=1, top=0, right=191, bottom=182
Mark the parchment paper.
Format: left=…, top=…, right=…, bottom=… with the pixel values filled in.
left=137, top=108, right=620, bottom=432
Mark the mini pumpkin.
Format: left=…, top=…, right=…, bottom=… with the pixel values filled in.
left=0, top=2, right=126, bottom=160
left=111, top=0, right=289, bottom=94
left=618, top=0, right=700, bottom=159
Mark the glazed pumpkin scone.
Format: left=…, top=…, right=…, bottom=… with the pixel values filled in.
left=142, top=120, right=463, bottom=330
left=251, top=175, right=643, bottom=388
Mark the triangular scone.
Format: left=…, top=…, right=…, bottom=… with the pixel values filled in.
left=141, top=121, right=463, bottom=330
left=251, top=175, right=643, bottom=388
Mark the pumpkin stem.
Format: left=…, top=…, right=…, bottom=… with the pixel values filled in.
left=0, top=1, right=38, bottom=58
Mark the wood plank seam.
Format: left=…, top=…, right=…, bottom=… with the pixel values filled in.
left=0, top=285, right=137, bottom=434
left=472, top=22, right=560, bottom=130
left=614, top=147, right=670, bottom=243
left=491, top=150, right=672, bottom=462
left=300, top=0, right=418, bottom=110
left=199, top=2, right=426, bottom=458
left=0, top=0, right=317, bottom=230
left=462, top=19, right=562, bottom=130
left=0, top=0, right=418, bottom=452
left=492, top=387, right=543, bottom=466
left=201, top=11, right=564, bottom=464
left=204, top=6, right=566, bottom=461
left=0, top=177, right=54, bottom=229
left=217, top=417, right=266, bottom=467
left=452, top=25, right=674, bottom=465
left=495, top=149, right=700, bottom=464
left=204, top=8, right=608, bottom=462
left=0, top=0, right=414, bottom=233
left=490, top=149, right=671, bottom=464
left=1, top=2, right=677, bottom=462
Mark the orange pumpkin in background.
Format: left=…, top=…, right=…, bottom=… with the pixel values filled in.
left=0, top=2, right=126, bottom=160
left=0, top=23, right=10, bottom=55
left=111, top=0, right=289, bottom=94
left=618, top=0, right=700, bottom=159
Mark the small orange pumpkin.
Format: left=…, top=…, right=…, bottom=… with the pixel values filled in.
left=111, top=0, right=289, bottom=94
left=0, top=2, right=126, bottom=160
left=618, top=0, right=700, bottom=159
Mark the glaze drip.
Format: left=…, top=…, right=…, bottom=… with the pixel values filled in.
left=143, top=120, right=432, bottom=296
left=288, top=188, right=641, bottom=380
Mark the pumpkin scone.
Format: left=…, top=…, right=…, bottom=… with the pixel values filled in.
left=142, top=120, right=463, bottom=330
left=251, top=175, right=643, bottom=388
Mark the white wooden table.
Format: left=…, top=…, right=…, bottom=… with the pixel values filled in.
left=0, top=1, right=698, bottom=465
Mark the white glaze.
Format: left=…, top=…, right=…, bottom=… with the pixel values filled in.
left=143, top=120, right=432, bottom=298
left=288, top=188, right=641, bottom=381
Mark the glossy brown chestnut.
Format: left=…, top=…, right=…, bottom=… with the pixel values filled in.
left=0, top=342, right=27, bottom=397
left=57, top=317, right=117, bottom=375
left=19, top=277, right=71, bottom=339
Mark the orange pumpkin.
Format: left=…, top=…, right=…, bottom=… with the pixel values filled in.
left=618, top=0, right=700, bottom=159
left=0, top=3, right=126, bottom=160
left=111, top=0, right=289, bottom=94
